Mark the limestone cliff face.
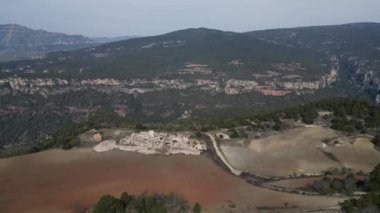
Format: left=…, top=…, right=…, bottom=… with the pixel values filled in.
left=344, top=57, right=380, bottom=102
left=280, top=81, right=321, bottom=90
left=0, top=78, right=168, bottom=96
left=7, top=78, right=69, bottom=89
left=2, top=77, right=191, bottom=93
left=0, top=65, right=340, bottom=97
left=363, top=71, right=379, bottom=87
left=225, top=80, right=259, bottom=95
left=79, top=78, right=121, bottom=86
left=278, top=68, right=338, bottom=90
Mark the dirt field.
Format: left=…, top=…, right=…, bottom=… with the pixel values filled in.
left=0, top=148, right=343, bottom=213
left=221, top=126, right=380, bottom=177
left=330, top=137, right=380, bottom=172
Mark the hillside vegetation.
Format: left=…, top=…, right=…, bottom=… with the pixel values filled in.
left=92, top=192, right=200, bottom=213
left=341, top=164, right=380, bottom=212
left=2, top=97, right=380, bottom=158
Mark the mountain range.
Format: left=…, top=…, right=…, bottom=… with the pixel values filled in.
left=91, top=36, right=139, bottom=44
left=0, top=22, right=380, bottom=147
left=0, top=24, right=136, bottom=62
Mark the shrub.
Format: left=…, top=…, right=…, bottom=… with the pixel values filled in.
left=193, top=203, right=201, bottom=213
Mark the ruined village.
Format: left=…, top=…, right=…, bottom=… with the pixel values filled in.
left=87, top=129, right=207, bottom=155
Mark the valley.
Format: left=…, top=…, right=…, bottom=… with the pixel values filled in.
left=1, top=22, right=380, bottom=213
left=1, top=23, right=380, bottom=148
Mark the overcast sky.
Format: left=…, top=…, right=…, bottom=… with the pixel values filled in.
left=1, top=0, right=380, bottom=37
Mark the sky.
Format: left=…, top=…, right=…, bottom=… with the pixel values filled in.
left=1, top=0, right=380, bottom=37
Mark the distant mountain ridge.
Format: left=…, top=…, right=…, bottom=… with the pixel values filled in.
left=0, top=24, right=97, bottom=62
left=246, top=22, right=380, bottom=54
left=0, top=24, right=136, bottom=62
left=91, top=36, right=139, bottom=43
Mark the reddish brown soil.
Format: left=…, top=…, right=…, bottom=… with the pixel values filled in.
left=0, top=149, right=240, bottom=213
left=0, top=149, right=343, bottom=213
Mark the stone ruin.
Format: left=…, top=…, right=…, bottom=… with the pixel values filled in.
left=94, top=130, right=207, bottom=155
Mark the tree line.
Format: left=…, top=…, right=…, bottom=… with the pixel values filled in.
left=93, top=192, right=201, bottom=213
